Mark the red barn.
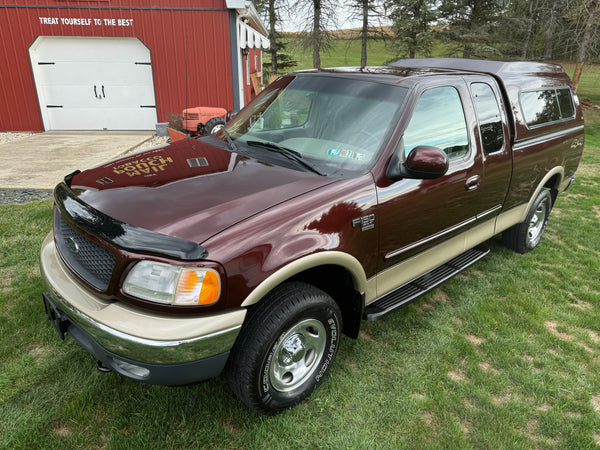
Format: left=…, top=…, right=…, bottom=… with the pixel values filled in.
left=0, top=0, right=269, bottom=131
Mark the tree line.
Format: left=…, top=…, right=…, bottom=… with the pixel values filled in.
left=256, top=0, right=600, bottom=90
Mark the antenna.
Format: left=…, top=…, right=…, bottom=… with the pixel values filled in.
left=185, top=25, right=189, bottom=126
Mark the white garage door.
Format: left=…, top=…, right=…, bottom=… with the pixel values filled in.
left=29, top=37, right=157, bottom=130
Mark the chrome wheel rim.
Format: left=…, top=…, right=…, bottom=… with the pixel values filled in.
left=210, top=124, right=224, bottom=134
left=269, top=318, right=326, bottom=392
left=527, top=200, right=548, bottom=246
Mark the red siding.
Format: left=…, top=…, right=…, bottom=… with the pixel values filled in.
left=0, top=0, right=235, bottom=131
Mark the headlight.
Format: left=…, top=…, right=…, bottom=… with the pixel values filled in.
left=123, top=261, right=221, bottom=306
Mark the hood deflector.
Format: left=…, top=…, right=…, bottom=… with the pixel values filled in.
left=54, top=182, right=208, bottom=261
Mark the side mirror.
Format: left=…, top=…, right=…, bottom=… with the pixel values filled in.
left=387, top=145, right=449, bottom=180
left=225, top=110, right=239, bottom=122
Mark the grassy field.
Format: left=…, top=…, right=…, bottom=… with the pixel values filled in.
left=563, top=64, right=600, bottom=105
left=278, top=37, right=398, bottom=69
left=1, top=68, right=600, bottom=448
left=275, top=36, right=600, bottom=102
left=269, top=32, right=482, bottom=71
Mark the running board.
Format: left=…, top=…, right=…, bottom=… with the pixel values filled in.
left=364, top=245, right=490, bottom=321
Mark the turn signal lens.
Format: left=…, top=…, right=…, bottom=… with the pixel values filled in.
left=173, top=268, right=220, bottom=305
left=123, top=261, right=221, bottom=306
left=199, top=270, right=220, bottom=304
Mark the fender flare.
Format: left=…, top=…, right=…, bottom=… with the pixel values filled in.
left=241, top=251, right=368, bottom=307
left=518, top=166, right=564, bottom=223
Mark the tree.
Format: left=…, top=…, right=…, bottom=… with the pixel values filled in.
left=498, top=0, right=543, bottom=59
left=520, top=0, right=540, bottom=58
left=255, top=0, right=297, bottom=74
left=570, top=0, right=600, bottom=90
left=291, top=0, right=337, bottom=68
left=493, top=0, right=556, bottom=59
left=493, top=0, right=581, bottom=61
left=541, top=0, right=568, bottom=60
left=439, top=0, right=503, bottom=59
left=312, top=0, right=324, bottom=68
left=388, top=0, right=438, bottom=59
left=347, top=0, right=387, bottom=68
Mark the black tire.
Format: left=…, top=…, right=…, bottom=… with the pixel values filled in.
left=203, top=117, right=226, bottom=135
left=502, top=189, right=552, bottom=254
left=226, top=282, right=342, bottom=415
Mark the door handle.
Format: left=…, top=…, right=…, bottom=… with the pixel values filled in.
left=94, top=85, right=99, bottom=99
left=102, top=85, right=105, bottom=98
left=465, top=175, right=481, bottom=191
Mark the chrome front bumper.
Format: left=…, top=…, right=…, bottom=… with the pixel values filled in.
left=40, top=232, right=246, bottom=384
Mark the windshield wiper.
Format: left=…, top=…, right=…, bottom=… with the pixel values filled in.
left=222, top=129, right=238, bottom=152
left=245, top=140, right=326, bottom=176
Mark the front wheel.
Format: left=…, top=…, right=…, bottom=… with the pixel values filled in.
left=503, top=189, right=552, bottom=254
left=226, top=282, right=342, bottom=415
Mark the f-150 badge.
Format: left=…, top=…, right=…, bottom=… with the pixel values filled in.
left=352, top=214, right=375, bottom=231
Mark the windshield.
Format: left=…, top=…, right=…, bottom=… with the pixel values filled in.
left=220, top=74, right=409, bottom=178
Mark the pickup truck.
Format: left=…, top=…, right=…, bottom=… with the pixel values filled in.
left=40, top=58, right=585, bottom=415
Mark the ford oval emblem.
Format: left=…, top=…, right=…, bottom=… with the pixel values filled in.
left=65, top=237, right=80, bottom=254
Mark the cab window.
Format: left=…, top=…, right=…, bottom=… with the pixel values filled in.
left=404, top=86, right=469, bottom=160
left=470, top=83, right=504, bottom=154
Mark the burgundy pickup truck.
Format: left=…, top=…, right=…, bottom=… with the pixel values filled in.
left=41, top=58, right=584, bottom=414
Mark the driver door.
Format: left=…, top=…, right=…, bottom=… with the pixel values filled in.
left=375, top=82, right=484, bottom=296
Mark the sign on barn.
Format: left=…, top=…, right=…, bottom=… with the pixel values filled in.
left=0, top=0, right=269, bottom=131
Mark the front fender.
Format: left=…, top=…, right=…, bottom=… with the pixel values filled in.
left=241, top=251, right=369, bottom=307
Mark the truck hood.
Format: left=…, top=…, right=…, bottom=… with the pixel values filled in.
left=68, top=138, right=336, bottom=244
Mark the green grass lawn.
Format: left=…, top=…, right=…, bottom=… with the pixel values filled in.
left=2, top=71, right=600, bottom=448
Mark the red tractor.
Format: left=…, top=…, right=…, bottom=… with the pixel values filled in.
left=182, top=107, right=227, bottom=135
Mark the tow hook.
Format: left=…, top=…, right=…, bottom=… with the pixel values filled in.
left=96, top=360, right=112, bottom=373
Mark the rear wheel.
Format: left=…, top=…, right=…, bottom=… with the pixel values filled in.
left=226, top=282, right=342, bottom=415
left=503, top=189, right=552, bottom=254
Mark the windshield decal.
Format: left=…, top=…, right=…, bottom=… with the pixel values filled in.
left=327, top=148, right=366, bottom=161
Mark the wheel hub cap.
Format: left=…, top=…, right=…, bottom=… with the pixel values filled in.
left=269, top=318, right=327, bottom=392
left=527, top=201, right=547, bottom=244
left=279, top=334, right=306, bottom=365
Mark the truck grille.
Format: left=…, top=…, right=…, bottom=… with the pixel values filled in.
left=54, top=209, right=116, bottom=291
